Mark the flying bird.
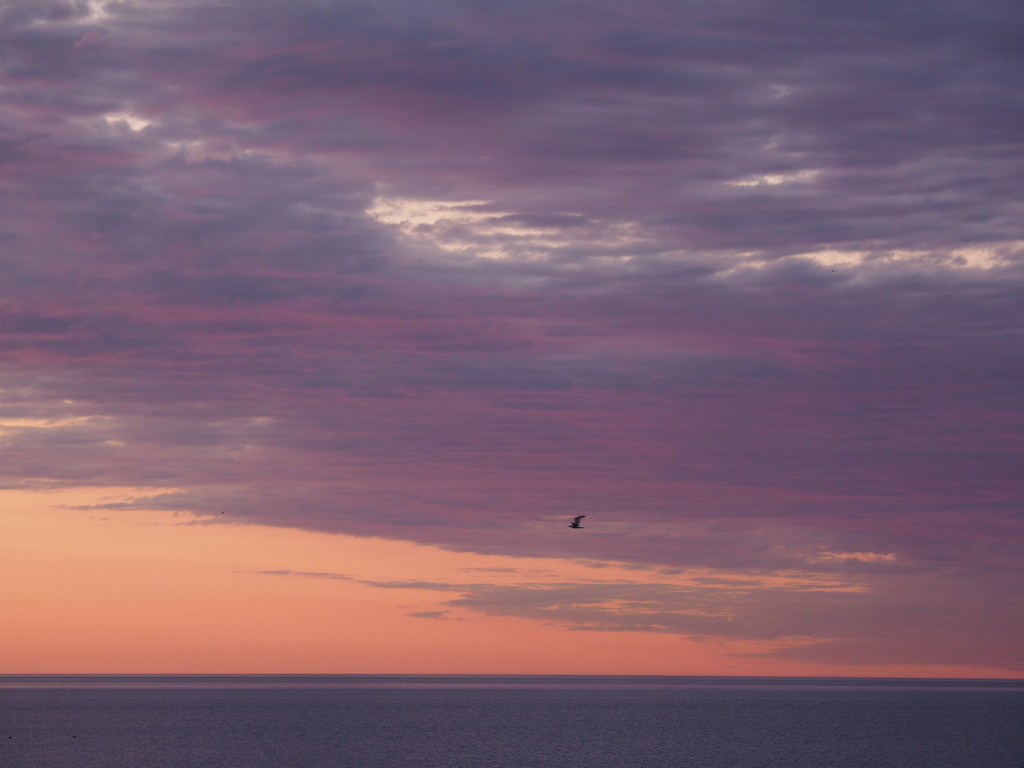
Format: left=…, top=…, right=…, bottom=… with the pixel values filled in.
left=568, top=515, right=586, bottom=529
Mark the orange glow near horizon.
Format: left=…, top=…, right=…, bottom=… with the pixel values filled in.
left=1, top=488, right=1014, bottom=678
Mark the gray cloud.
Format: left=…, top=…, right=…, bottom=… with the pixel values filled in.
left=257, top=565, right=1023, bottom=669
left=407, top=610, right=456, bottom=620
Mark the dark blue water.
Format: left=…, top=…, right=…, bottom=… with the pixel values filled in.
left=2, top=676, right=1021, bottom=767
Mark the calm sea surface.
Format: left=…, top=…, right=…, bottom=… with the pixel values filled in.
left=2, top=676, right=1021, bottom=768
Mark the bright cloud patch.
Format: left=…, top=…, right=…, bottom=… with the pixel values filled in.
left=813, top=551, right=897, bottom=564
left=103, top=112, right=152, bottom=132
left=367, top=196, right=581, bottom=260
left=725, top=170, right=820, bottom=187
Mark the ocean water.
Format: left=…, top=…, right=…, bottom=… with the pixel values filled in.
left=1, top=676, right=1021, bottom=768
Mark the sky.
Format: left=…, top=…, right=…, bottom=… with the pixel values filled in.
left=1, top=0, right=1022, bottom=676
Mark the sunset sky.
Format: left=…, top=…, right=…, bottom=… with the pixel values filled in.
left=1, top=0, right=1021, bottom=677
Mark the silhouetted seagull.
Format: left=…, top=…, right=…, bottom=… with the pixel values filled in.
left=569, top=515, right=586, bottom=529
